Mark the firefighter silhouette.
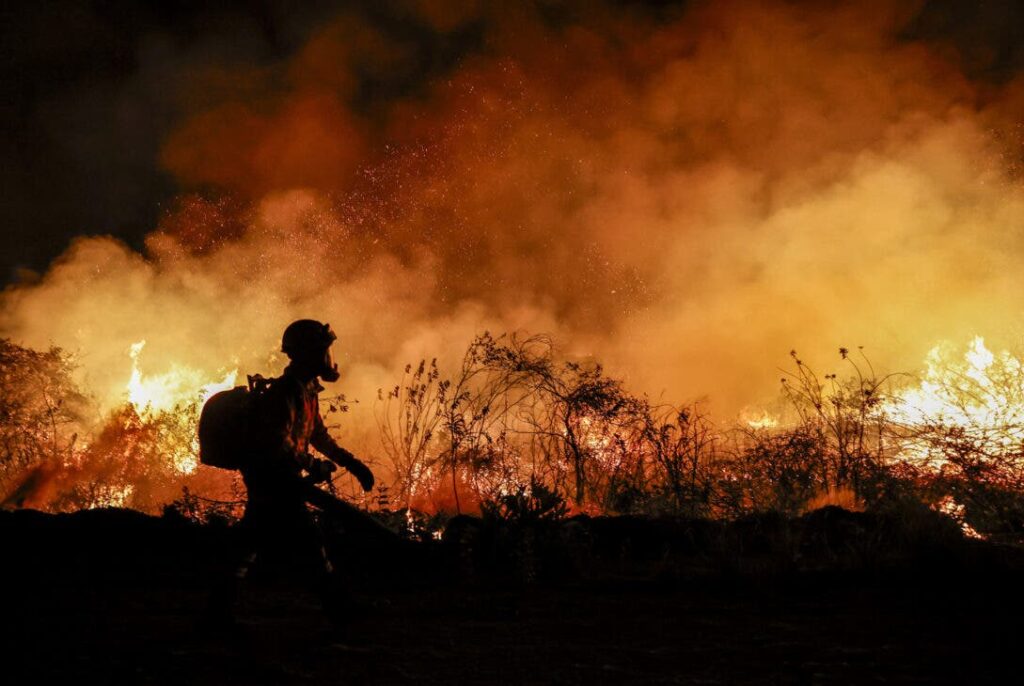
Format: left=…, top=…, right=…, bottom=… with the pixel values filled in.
left=208, top=319, right=374, bottom=628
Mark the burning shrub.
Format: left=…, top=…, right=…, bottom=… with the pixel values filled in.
left=884, top=339, right=1024, bottom=535
left=480, top=478, right=567, bottom=525
left=778, top=348, right=898, bottom=496
left=623, top=404, right=720, bottom=517
left=729, top=427, right=832, bottom=516
left=0, top=339, right=88, bottom=505
left=0, top=338, right=240, bottom=513
left=378, top=335, right=738, bottom=519
left=377, top=334, right=654, bottom=514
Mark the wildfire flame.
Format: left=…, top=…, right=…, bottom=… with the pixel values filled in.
left=739, top=336, right=1024, bottom=539
left=124, top=340, right=237, bottom=474
left=745, top=336, right=1024, bottom=462
left=888, top=337, right=1024, bottom=448
left=126, top=340, right=237, bottom=417
left=742, top=410, right=779, bottom=430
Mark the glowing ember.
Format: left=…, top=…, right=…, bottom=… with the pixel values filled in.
left=932, top=496, right=984, bottom=540
left=89, top=484, right=135, bottom=510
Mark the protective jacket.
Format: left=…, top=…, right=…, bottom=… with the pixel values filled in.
left=253, top=365, right=357, bottom=473
left=237, top=365, right=368, bottom=514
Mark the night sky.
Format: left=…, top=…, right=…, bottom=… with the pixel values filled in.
left=3, top=0, right=1022, bottom=284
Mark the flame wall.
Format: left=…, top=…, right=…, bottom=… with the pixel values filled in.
left=2, top=0, right=1022, bottom=454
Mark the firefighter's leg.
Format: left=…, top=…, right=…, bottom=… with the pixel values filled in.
left=206, top=510, right=260, bottom=625
left=295, top=509, right=354, bottom=628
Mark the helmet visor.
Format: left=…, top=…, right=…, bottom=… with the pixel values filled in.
left=320, top=346, right=340, bottom=382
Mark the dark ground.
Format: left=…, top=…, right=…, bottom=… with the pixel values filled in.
left=2, top=507, right=1021, bottom=684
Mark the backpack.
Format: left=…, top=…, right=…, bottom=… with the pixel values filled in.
left=197, top=374, right=273, bottom=470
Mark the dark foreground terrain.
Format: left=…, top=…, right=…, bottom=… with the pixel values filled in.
left=3, top=505, right=1022, bottom=684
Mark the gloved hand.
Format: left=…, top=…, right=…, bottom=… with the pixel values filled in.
left=308, top=458, right=337, bottom=483
left=344, top=458, right=375, bottom=492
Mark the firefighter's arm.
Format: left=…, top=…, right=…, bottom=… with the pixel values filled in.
left=310, top=412, right=375, bottom=491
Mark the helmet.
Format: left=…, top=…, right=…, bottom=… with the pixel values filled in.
left=282, top=319, right=337, bottom=357
left=281, top=319, right=340, bottom=382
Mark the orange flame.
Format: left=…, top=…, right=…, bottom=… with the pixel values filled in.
left=124, top=340, right=237, bottom=473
